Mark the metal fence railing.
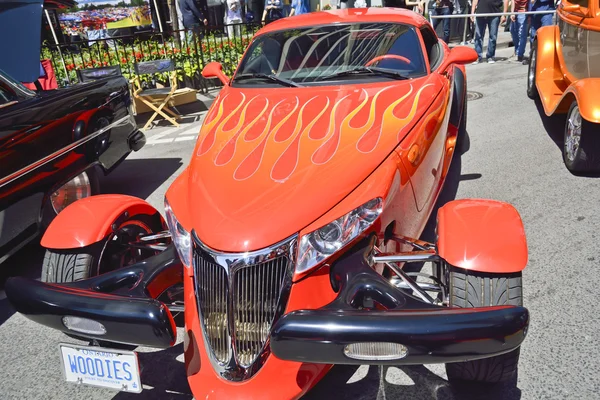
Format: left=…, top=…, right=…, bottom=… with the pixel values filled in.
left=42, top=22, right=262, bottom=92
left=429, top=9, right=557, bottom=45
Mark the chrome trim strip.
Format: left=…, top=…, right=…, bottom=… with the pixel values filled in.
left=0, top=114, right=134, bottom=189
left=192, top=232, right=297, bottom=382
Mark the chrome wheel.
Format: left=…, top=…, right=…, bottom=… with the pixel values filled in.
left=527, top=40, right=538, bottom=99
left=527, top=49, right=536, bottom=90
left=565, top=105, right=582, bottom=162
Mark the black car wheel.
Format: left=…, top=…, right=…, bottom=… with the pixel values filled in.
left=41, top=214, right=163, bottom=348
left=41, top=214, right=161, bottom=283
left=563, top=100, right=600, bottom=174
left=445, top=267, right=523, bottom=384
left=527, top=39, right=538, bottom=100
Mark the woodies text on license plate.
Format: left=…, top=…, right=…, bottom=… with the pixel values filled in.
left=59, top=344, right=142, bottom=393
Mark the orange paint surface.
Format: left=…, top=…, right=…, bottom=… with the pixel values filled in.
left=534, top=2, right=600, bottom=122
left=436, top=199, right=528, bottom=273
left=188, top=78, right=439, bottom=253
left=41, top=194, right=162, bottom=249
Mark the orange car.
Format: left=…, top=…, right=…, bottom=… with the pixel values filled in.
left=527, top=0, right=600, bottom=173
left=6, top=8, right=530, bottom=400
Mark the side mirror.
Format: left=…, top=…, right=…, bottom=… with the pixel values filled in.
left=437, top=46, right=479, bottom=72
left=202, top=62, right=230, bottom=85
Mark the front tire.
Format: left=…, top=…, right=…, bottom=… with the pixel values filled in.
left=445, top=268, right=523, bottom=384
left=41, top=214, right=162, bottom=284
left=563, top=100, right=600, bottom=174
left=41, top=250, right=96, bottom=283
left=527, top=38, right=538, bottom=100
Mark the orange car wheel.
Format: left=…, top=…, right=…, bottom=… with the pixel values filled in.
left=445, top=267, right=523, bottom=383
left=526, top=38, right=538, bottom=100
left=563, top=100, right=600, bottom=174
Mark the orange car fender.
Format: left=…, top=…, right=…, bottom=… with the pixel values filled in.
left=535, top=25, right=580, bottom=116
left=563, top=79, right=600, bottom=123
left=41, top=194, right=164, bottom=249
left=436, top=199, right=528, bottom=273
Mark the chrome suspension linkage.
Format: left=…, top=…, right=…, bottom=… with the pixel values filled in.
left=373, top=246, right=439, bottom=304
left=139, top=231, right=172, bottom=241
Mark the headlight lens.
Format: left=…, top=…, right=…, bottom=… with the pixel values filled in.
left=296, top=198, right=383, bottom=274
left=164, top=197, right=192, bottom=267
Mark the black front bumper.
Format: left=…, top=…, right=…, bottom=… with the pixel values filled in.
left=5, top=246, right=181, bottom=349
left=270, top=242, right=529, bottom=365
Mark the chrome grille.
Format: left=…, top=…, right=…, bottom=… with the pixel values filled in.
left=233, top=257, right=288, bottom=367
left=196, top=256, right=229, bottom=363
left=192, top=234, right=296, bottom=381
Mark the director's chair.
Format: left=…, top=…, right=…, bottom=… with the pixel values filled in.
left=131, top=59, right=181, bottom=130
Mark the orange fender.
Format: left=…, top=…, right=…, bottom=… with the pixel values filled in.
left=535, top=25, right=569, bottom=116
left=563, top=79, right=600, bottom=123
left=41, top=194, right=164, bottom=250
left=436, top=199, right=528, bottom=274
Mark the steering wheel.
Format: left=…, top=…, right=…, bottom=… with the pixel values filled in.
left=365, top=54, right=412, bottom=67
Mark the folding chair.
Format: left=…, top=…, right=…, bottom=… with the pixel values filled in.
left=131, top=59, right=181, bottom=130
left=77, top=65, right=122, bottom=82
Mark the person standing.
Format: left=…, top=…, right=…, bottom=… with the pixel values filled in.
left=471, top=0, right=509, bottom=63
left=510, top=0, right=529, bottom=63
left=289, top=0, right=308, bottom=16
left=262, top=0, right=284, bottom=24
left=426, top=0, right=453, bottom=43
left=529, top=0, right=555, bottom=47
left=224, top=0, right=243, bottom=38
left=179, top=0, right=208, bottom=41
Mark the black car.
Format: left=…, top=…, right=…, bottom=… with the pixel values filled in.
left=0, top=69, right=145, bottom=264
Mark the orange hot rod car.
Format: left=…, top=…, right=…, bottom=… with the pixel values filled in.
left=6, top=8, right=529, bottom=399
left=527, top=0, right=600, bottom=173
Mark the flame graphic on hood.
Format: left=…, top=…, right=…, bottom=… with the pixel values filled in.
left=196, top=83, right=434, bottom=183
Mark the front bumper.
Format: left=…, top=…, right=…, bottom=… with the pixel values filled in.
left=271, top=243, right=529, bottom=366
left=6, top=240, right=529, bottom=367
left=5, top=246, right=181, bottom=349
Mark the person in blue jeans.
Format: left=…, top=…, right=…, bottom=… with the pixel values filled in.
left=427, top=0, right=452, bottom=43
left=529, top=0, right=555, bottom=46
left=510, top=0, right=529, bottom=63
left=471, top=0, right=508, bottom=63
left=289, top=0, right=308, bottom=16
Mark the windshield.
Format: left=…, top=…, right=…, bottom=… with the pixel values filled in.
left=0, top=69, right=36, bottom=98
left=233, top=22, right=427, bottom=86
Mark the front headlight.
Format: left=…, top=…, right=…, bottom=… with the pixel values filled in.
left=164, top=197, right=193, bottom=268
left=296, top=198, right=383, bottom=274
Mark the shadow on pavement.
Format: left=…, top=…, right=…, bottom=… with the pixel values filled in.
left=0, top=239, right=46, bottom=326
left=135, top=100, right=209, bottom=130
left=533, top=98, right=600, bottom=178
left=534, top=98, right=566, bottom=151
left=304, top=365, right=521, bottom=400
left=100, top=157, right=184, bottom=200
left=114, top=344, right=193, bottom=400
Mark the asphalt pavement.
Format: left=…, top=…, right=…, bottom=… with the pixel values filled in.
left=1, top=35, right=600, bottom=400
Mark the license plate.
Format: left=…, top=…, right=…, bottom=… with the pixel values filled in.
left=59, top=343, right=142, bottom=393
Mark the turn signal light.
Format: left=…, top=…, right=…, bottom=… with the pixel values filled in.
left=62, top=316, right=107, bottom=336
left=50, top=171, right=92, bottom=214
left=343, top=342, right=408, bottom=361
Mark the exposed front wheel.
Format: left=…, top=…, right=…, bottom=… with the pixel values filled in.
left=563, top=101, right=600, bottom=174
left=526, top=39, right=538, bottom=100
left=41, top=214, right=162, bottom=284
left=445, top=267, right=523, bottom=384
left=41, top=214, right=164, bottom=348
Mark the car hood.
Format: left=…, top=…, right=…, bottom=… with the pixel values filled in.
left=187, top=77, right=441, bottom=252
